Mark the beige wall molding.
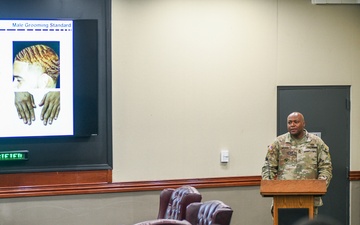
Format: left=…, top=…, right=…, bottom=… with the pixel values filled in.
left=0, top=172, right=259, bottom=198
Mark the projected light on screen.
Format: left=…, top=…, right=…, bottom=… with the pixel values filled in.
left=0, top=20, right=73, bottom=137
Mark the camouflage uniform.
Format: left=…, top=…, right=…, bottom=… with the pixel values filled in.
left=261, top=129, right=332, bottom=207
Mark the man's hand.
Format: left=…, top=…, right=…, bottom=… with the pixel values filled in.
left=14, top=91, right=36, bottom=125
left=39, top=91, right=60, bottom=125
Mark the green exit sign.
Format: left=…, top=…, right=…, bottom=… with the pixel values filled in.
left=0, top=151, right=28, bottom=161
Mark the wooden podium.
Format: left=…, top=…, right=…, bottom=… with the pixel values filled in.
left=260, top=180, right=327, bottom=225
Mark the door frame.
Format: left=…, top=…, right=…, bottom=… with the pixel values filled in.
left=277, top=85, right=350, bottom=225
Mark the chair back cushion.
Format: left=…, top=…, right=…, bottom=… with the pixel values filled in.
left=158, top=186, right=202, bottom=220
left=186, top=200, right=233, bottom=225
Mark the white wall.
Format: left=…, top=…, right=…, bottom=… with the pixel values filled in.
left=112, top=0, right=360, bottom=182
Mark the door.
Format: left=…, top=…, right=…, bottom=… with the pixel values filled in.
left=277, top=86, right=350, bottom=225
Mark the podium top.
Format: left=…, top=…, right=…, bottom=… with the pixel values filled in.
left=260, top=179, right=327, bottom=197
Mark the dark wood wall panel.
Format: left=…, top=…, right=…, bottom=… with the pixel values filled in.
left=0, top=170, right=112, bottom=187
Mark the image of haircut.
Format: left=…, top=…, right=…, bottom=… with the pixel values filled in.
left=15, top=44, right=60, bottom=83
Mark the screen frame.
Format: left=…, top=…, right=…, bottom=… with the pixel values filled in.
left=0, top=0, right=112, bottom=174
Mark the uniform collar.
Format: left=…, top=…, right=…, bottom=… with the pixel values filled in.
left=285, top=129, right=309, bottom=143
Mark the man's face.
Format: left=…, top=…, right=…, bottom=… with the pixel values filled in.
left=13, top=60, right=49, bottom=89
left=287, top=113, right=305, bottom=138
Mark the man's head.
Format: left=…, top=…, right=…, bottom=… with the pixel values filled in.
left=13, top=44, right=59, bottom=89
left=287, top=112, right=306, bottom=139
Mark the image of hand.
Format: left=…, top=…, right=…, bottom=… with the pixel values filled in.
left=39, top=91, right=60, bottom=126
left=14, top=91, right=36, bottom=125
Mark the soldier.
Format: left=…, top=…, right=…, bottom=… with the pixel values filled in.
left=261, top=112, right=332, bottom=216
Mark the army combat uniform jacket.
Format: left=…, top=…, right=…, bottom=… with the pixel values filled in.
left=261, top=130, right=332, bottom=207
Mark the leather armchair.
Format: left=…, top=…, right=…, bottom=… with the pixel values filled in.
left=158, top=186, right=202, bottom=220
left=133, top=186, right=202, bottom=225
left=185, top=200, right=233, bottom=225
